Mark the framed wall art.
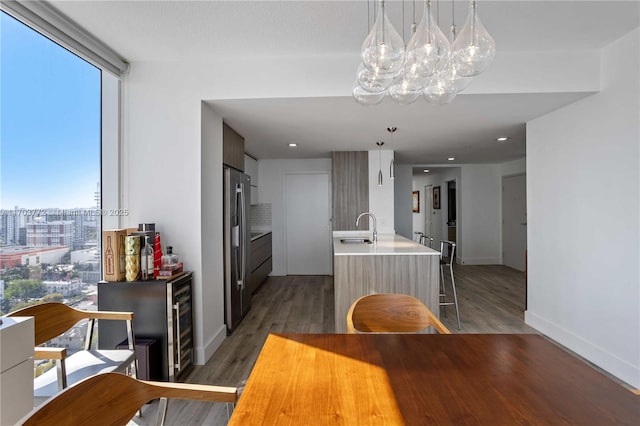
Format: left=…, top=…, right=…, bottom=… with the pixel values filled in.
left=412, top=191, right=420, bottom=213
left=433, top=186, right=441, bottom=209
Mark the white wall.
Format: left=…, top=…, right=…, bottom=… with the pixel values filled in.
left=406, top=164, right=520, bottom=265
left=368, top=150, right=395, bottom=233
left=525, top=29, right=639, bottom=387
left=200, top=102, right=227, bottom=361
left=458, top=165, right=502, bottom=265
left=501, top=158, right=526, bottom=176
left=122, top=62, right=215, bottom=364
left=258, top=159, right=332, bottom=276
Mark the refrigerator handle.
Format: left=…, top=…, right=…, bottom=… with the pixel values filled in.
left=236, top=183, right=246, bottom=290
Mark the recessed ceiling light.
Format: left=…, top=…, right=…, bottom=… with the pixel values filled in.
left=288, top=143, right=297, bottom=147
left=448, top=157, right=455, bottom=161
left=497, top=137, right=510, bottom=142
left=423, top=169, right=430, bottom=173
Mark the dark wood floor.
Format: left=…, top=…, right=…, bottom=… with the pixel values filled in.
left=130, top=265, right=534, bottom=425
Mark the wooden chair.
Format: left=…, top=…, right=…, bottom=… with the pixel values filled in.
left=6, top=302, right=138, bottom=405
left=346, top=293, right=450, bottom=334
left=17, top=372, right=238, bottom=426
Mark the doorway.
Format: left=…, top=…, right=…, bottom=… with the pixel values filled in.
left=445, top=180, right=457, bottom=258
left=502, top=174, right=527, bottom=271
left=423, top=184, right=433, bottom=243
left=285, top=172, right=332, bottom=275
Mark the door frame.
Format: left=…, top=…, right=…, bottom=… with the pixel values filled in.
left=501, top=172, right=527, bottom=271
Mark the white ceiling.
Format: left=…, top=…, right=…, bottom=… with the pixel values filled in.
left=48, top=0, right=640, bottom=163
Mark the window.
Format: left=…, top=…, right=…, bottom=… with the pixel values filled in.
left=1, top=11, right=102, bottom=318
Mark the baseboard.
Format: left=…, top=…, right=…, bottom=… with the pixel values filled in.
left=525, top=310, right=640, bottom=388
left=457, top=257, right=501, bottom=265
left=194, top=324, right=227, bottom=365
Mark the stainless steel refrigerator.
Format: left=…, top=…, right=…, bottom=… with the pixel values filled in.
left=223, top=166, right=251, bottom=334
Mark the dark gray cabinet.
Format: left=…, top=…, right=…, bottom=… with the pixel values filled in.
left=332, top=151, right=369, bottom=231
left=97, top=272, right=193, bottom=382
left=250, top=232, right=272, bottom=294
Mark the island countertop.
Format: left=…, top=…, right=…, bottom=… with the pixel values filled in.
left=333, top=231, right=440, bottom=256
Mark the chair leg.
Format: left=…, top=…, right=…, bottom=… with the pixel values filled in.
left=226, top=402, right=235, bottom=421
left=440, top=264, right=447, bottom=317
left=55, top=359, right=67, bottom=391
left=156, top=397, right=168, bottom=426
left=449, top=262, right=461, bottom=330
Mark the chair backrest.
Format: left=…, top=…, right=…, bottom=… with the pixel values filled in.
left=422, top=235, right=434, bottom=248
left=347, top=293, right=450, bottom=334
left=7, top=302, right=131, bottom=346
left=439, top=240, right=456, bottom=264
left=8, top=303, right=93, bottom=346
left=18, top=372, right=238, bottom=426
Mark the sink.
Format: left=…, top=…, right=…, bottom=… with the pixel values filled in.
left=340, top=238, right=373, bottom=244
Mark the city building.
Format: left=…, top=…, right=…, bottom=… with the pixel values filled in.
left=26, top=219, right=75, bottom=247
left=42, top=280, right=82, bottom=297
left=0, top=246, right=69, bottom=269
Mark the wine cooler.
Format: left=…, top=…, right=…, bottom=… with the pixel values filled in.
left=97, top=272, right=194, bottom=381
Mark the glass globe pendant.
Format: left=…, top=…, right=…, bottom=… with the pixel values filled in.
left=451, top=0, right=495, bottom=77
left=404, top=0, right=450, bottom=79
left=356, top=63, right=394, bottom=94
left=423, top=63, right=458, bottom=105
left=353, top=83, right=386, bottom=106
left=425, top=52, right=473, bottom=97
left=388, top=64, right=423, bottom=104
left=360, top=0, right=405, bottom=76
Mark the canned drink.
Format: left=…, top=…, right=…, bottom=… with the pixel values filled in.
left=125, top=253, right=140, bottom=281
left=124, top=235, right=140, bottom=255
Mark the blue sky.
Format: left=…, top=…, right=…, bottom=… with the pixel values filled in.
left=1, top=11, right=100, bottom=210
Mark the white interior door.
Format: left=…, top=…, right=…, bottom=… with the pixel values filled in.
left=502, top=174, right=527, bottom=271
left=285, top=172, right=331, bottom=275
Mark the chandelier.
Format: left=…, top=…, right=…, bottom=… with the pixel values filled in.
left=353, top=0, right=495, bottom=106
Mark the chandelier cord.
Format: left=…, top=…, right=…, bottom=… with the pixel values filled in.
left=367, top=0, right=370, bottom=34
left=451, top=0, right=456, bottom=42
left=472, top=0, right=477, bottom=46
left=413, top=0, right=416, bottom=24
left=412, top=0, right=416, bottom=34
left=381, top=1, right=385, bottom=45
left=402, top=0, right=406, bottom=43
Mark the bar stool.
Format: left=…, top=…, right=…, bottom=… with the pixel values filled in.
left=413, top=232, right=424, bottom=243
left=439, top=240, right=461, bottom=330
left=421, top=235, right=434, bottom=248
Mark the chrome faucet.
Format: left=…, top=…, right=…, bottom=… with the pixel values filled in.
left=355, top=212, right=377, bottom=243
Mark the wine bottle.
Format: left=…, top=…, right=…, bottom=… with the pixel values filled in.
left=141, top=236, right=154, bottom=280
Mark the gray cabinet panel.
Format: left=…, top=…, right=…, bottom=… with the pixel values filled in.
left=223, top=123, right=245, bottom=171
left=250, top=233, right=272, bottom=293
left=332, top=152, right=369, bottom=231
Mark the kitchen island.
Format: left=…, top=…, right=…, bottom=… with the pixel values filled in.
left=333, top=232, right=441, bottom=333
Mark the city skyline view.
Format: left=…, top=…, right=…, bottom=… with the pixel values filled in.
left=1, top=11, right=101, bottom=210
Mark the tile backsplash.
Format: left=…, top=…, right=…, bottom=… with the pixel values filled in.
left=251, top=203, right=272, bottom=230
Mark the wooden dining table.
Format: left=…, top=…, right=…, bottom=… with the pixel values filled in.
left=228, top=333, right=638, bottom=425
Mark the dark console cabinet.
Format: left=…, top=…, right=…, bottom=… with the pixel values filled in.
left=98, top=272, right=193, bottom=382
